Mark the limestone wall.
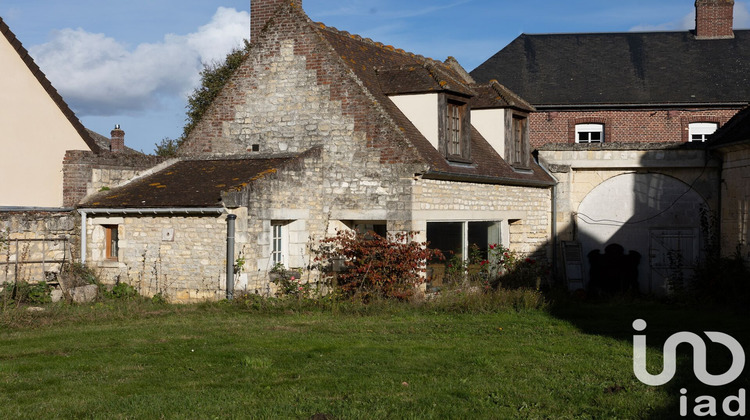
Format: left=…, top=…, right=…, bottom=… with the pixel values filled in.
left=0, top=210, right=77, bottom=284
left=719, top=146, right=750, bottom=260
left=412, top=178, right=552, bottom=257
left=540, top=148, right=720, bottom=242
left=88, top=213, right=230, bottom=302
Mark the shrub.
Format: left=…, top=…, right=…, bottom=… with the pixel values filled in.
left=106, top=282, right=138, bottom=300
left=312, top=230, right=443, bottom=301
left=269, top=263, right=308, bottom=298
left=1, top=281, right=51, bottom=306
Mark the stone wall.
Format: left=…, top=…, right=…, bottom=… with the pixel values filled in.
left=540, top=147, right=720, bottom=242
left=179, top=3, right=422, bottom=171
left=718, top=145, right=750, bottom=260
left=530, top=108, right=739, bottom=147
left=0, top=210, right=77, bottom=284
left=411, top=178, right=552, bottom=257
left=88, top=213, right=230, bottom=302
left=63, top=151, right=166, bottom=207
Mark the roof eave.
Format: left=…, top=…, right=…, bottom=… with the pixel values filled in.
left=422, top=170, right=555, bottom=188
left=534, top=102, right=749, bottom=110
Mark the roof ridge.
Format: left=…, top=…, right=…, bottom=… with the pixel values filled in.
left=313, top=21, right=449, bottom=68
left=488, top=80, right=534, bottom=111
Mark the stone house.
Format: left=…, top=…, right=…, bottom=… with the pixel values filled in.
left=77, top=0, right=555, bottom=301
left=0, top=16, right=163, bottom=285
left=470, top=0, right=750, bottom=294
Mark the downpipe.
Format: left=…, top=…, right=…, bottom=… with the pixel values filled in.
left=226, top=214, right=236, bottom=300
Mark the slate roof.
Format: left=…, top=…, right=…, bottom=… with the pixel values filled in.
left=0, top=17, right=101, bottom=153
left=315, top=23, right=553, bottom=186
left=470, top=30, right=750, bottom=107
left=81, top=154, right=306, bottom=208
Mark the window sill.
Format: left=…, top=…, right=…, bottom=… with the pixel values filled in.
left=97, top=260, right=122, bottom=269
left=446, top=155, right=473, bottom=165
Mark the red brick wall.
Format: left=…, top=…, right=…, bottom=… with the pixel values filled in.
left=695, top=0, right=734, bottom=39
left=251, top=0, right=301, bottom=41
left=529, top=108, right=740, bottom=147
left=62, top=151, right=165, bottom=207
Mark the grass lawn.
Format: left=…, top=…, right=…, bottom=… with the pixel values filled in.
left=0, top=297, right=747, bottom=419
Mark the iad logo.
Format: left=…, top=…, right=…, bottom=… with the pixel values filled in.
left=632, top=319, right=746, bottom=417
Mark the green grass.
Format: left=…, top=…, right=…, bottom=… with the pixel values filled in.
left=0, top=297, right=746, bottom=419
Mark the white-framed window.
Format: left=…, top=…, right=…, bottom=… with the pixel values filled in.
left=575, top=123, right=604, bottom=143
left=688, top=122, right=718, bottom=142
left=271, top=222, right=287, bottom=266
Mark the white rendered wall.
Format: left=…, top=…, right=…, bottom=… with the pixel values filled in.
left=389, top=94, right=439, bottom=150
left=472, top=108, right=506, bottom=158
left=0, top=32, right=91, bottom=207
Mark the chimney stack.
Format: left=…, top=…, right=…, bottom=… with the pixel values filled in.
left=110, top=125, right=124, bottom=153
left=695, top=0, right=734, bottom=39
left=251, top=0, right=302, bottom=41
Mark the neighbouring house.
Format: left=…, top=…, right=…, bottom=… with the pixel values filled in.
left=707, top=106, right=750, bottom=262
left=0, top=16, right=163, bottom=286
left=470, top=0, right=750, bottom=294
left=77, top=0, right=556, bottom=302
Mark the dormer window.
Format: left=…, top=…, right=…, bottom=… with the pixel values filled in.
left=576, top=123, right=604, bottom=143
left=446, top=102, right=462, bottom=155
left=510, top=114, right=529, bottom=168
left=440, top=95, right=471, bottom=161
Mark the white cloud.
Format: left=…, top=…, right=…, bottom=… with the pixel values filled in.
left=29, top=7, right=250, bottom=117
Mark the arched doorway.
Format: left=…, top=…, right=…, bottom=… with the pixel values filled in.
left=576, top=173, right=708, bottom=295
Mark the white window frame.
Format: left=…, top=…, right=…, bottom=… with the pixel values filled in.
left=575, top=123, right=604, bottom=143
left=271, top=222, right=288, bottom=267
left=688, top=122, right=718, bottom=142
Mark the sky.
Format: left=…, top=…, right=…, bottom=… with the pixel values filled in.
left=2, top=0, right=750, bottom=154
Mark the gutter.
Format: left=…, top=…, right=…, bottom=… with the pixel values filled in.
left=0, top=207, right=75, bottom=212
left=535, top=102, right=748, bottom=110
left=422, top=170, right=555, bottom=188
left=77, top=207, right=225, bottom=264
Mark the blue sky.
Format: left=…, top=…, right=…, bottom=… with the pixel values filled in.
left=2, top=0, right=749, bottom=153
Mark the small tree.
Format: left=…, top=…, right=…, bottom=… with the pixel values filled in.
left=151, top=40, right=252, bottom=155
left=153, top=137, right=180, bottom=157
left=182, top=40, right=252, bottom=141
left=312, top=230, right=443, bottom=301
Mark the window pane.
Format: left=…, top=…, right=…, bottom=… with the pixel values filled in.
left=427, top=222, right=463, bottom=261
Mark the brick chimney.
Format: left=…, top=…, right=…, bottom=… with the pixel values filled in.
left=251, top=0, right=301, bottom=41
left=695, top=0, right=734, bottom=39
left=110, top=125, right=125, bottom=153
